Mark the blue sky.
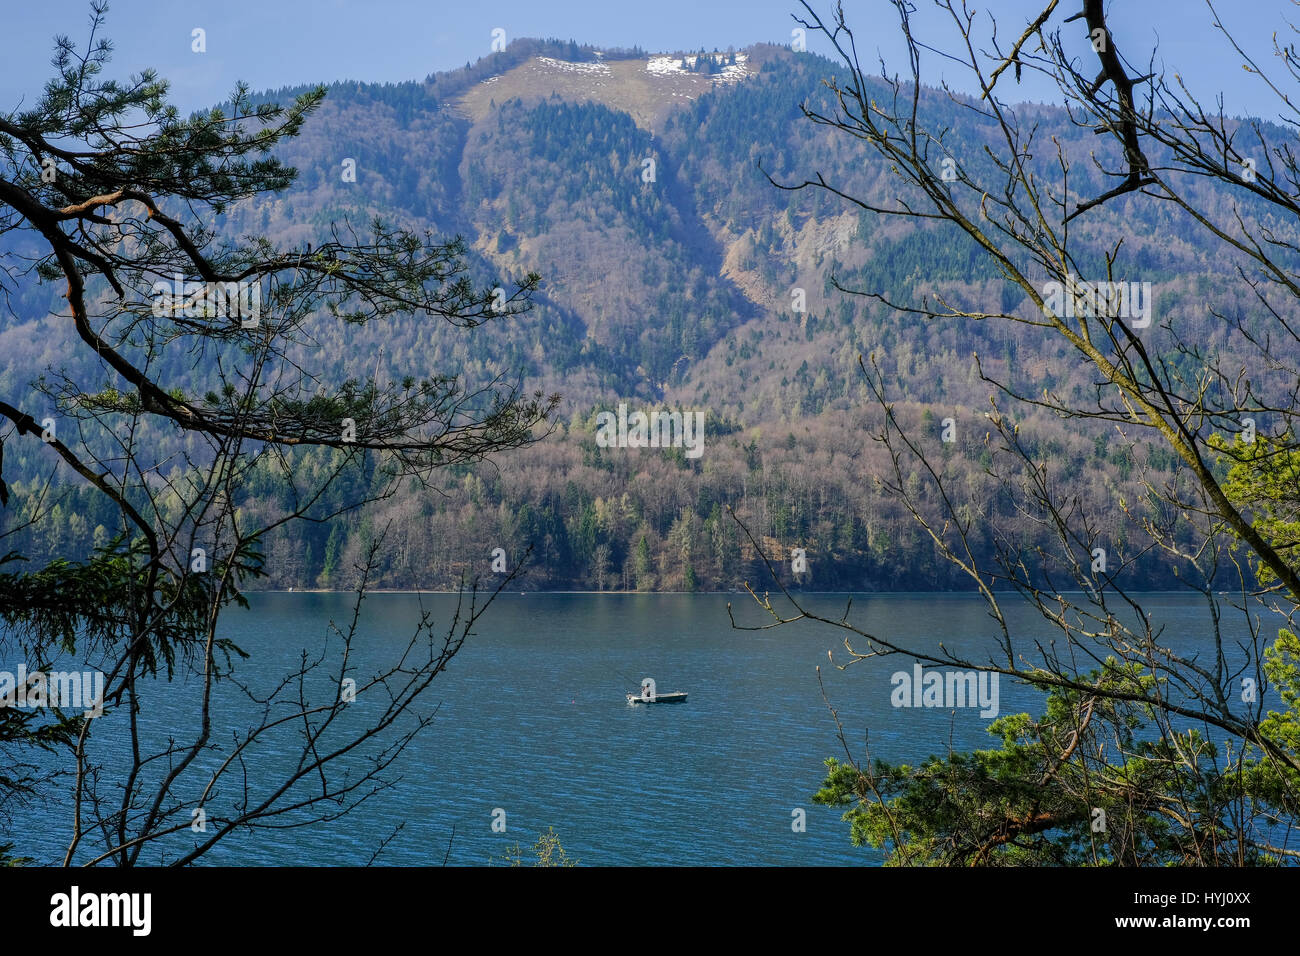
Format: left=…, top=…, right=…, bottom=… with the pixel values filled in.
left=0, top=0, right=1293, bottom=118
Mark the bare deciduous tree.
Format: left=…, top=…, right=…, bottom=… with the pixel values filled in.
left=732, top=0, right=1300, bottom=864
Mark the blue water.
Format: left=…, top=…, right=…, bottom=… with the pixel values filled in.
left=3, top=591, right=1264, bottom=865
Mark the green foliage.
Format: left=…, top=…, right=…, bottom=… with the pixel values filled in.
left=816, top=646, right=1299, bottom=865
left=0, top=536, right=254, bottom=673
left=1209, top=430, right=1300, bottom=588
left=0, top=5, right=551, bottom=864
left=495, top=827, right=578, bottom=866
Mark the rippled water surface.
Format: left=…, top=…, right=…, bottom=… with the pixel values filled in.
left=8, top=591, right=1243, bottom=865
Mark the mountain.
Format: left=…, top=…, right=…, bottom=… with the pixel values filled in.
left=1, top=40, right=1289, bottom=592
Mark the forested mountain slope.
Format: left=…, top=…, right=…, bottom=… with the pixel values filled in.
left=1, top=41, right=1291, bottom=591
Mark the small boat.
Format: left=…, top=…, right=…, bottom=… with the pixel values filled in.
left=626, top=691, right=688, bottom=705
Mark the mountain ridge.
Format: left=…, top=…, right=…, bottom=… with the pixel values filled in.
left=1, top=38, right=1292, bottom=593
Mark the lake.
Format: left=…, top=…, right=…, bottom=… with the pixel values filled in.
left=4, top=591, right=1256, bottom=865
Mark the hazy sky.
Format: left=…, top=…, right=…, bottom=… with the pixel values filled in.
left=1, top=0, right=1294, bottom=118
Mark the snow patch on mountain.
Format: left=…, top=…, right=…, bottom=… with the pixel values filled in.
left=646, top=53, right=749, bottom=82
left=537, top=56, right=612, bottom=75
